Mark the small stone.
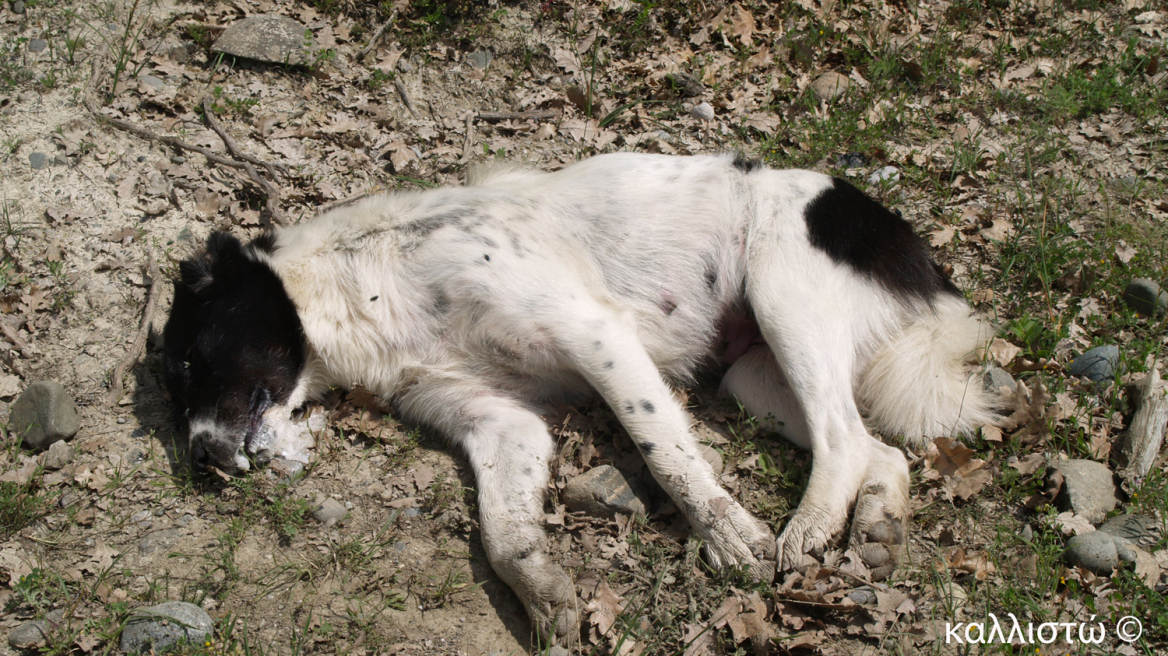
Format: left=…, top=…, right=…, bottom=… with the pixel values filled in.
left=690, top=101, right=714, bottom=121
left=867, top=166, right=900, bottom=185
left=404, top=507, right=421, bottom=517
left=28, top=39, right=47, bottom=54
left=1098, top=513, right=1161, bottom=548
left=154, top=508, right=166, bottom=517
left=138, top=528, right=182, bottom=555
left=983, top=367, right=1016, bottom=393
left=396, top=58, right=412, bottom=73
left=119, top=602, right=213, bottom=653
left=211, top=15, right=312, bottom=66
left=52, top=154, right=67, bottom=167
left=810, top=71, right=851, bottom=102
left=1064, top=531, right=1120, bottom=574
left=1050, top=459, right=1118, bottom=525
left=8, top=620, right=49, bottom=650
left=9, top=381, right=81, bottom=450
left=664, top=72, right=705, bottom=98
left=125, top=446, right=146, bottom=464
left=698, top=444, right=723, bottom=476
left=312, top=497, right=348, bottom=526
left=169, top=45, right=190, bottom=63
left=11, top=0, right=25, bottom=14
left=42, top=440, right=74, bottom=470
left=547, top=646, right=570, bottom=656
left=848, top=587, right=876, bottom=605
left=28, top=152, right=48, bottom=170
left=562, top=465, right=650, bottom=518
left=1124, top=279, right=1167, bottom=317
left=1067, top=344, right=1121, bottom=382
left=58, top=491, right=80, bottom=508
left=465, top=48, right=492, bottom=70
left=138, top=75, right=165, bottom=89
left=267, top=457, right=304, bottom=483
left=835, top=152, right=869, bottom=169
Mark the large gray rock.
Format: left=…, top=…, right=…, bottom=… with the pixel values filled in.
left=212, top=15, right=312, bottom=66
left=1050, top=459, right=1118, bottom=525
left=1067, top=345, right=1121, bottom=382
left=119, top=602, right=213, bottom=653
left=1124, top=279, right=1167, bottom=317
left=9, top=381, right=81, bottom=451
left=563, top=465, right=650, bottom=518
left=8, top=620, right=49, bottom=650
left=1063, top=515, right=1158, bottom=574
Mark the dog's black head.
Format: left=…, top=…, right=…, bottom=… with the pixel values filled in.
left=164, top=232, right=305, bottom=474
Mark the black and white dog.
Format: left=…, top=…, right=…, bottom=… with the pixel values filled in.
left=164, top=153, right=996, bottom=644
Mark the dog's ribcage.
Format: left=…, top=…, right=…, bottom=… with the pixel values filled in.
left=261, top=154, right=817, bottom=407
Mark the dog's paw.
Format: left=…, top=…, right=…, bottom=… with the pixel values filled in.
left=515, top=564, right=579, bottom=645
left=849, top=483, right=907, bottom=580
left=697, top=496, right=776, bottom=582
left=775, top=506, right=849, bottom=572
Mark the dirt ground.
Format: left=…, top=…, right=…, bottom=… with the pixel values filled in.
left=1, top=0, right=1167, bottom=655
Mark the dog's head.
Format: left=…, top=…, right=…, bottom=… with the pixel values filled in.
left=164, top=232, right=306, bottom=474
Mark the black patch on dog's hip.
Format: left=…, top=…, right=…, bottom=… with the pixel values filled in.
left=804, top=177, right=959, bottom=301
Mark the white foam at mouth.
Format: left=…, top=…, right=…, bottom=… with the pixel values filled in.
left=248, top=405, right=322, bottom=464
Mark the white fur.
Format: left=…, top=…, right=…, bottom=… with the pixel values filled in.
left=241, top=153, right=995, bottom=643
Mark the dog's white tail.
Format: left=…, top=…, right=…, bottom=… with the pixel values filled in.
left=858, top=295, right=998, bottom=448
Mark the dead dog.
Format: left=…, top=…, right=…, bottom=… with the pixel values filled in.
left=163, top=153, right=996, bottom=644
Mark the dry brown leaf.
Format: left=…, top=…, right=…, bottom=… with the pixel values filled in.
left=1009, top=453, right=1046, bottom=475
left=1053, top=511, right=1095, bottom=535
left=983, top=338, right=1021, bottom=367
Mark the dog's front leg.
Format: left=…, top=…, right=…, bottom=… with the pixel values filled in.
left=557, top=313, right=776, bottom=575
left=398, top=383, right=577, bottom=644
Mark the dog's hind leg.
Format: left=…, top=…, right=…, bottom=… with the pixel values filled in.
left=722, top=343, right=908, bottom=578
left=398, top=383, right=577, bottom=645
left=554, top=308, right=776, bottom=576
left=742, top=241, right=910, bottom=574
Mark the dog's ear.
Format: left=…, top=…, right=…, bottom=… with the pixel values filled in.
left=178, top=232, right=248, bottom=299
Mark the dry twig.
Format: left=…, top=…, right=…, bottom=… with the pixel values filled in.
left=202, top=97, right=287, bottom=225
left=394, top=78, right=420, bottom=118
left=108, top=258, right=162, bottom=407
left=477, top=110, right=560, bottom=122
left=359, top=11, right=397, bottom=60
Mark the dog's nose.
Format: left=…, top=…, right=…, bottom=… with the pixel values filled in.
left=190, top=432, right=211, bottom=470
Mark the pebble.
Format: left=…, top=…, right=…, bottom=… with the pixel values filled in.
left=1123, top=279, right=1167, bottom=317
left=690, top=101, right=714, bottom=121
left=28, top=38, right=47, bottom=53
left=867, top=166, right=900, bottom=185
left=42, top=440, right=74, bottom=470
left=1049, top=458, right=1118, bottom=525
left=836, top=152, right=869, bottom=169
left=138, top=528, right=182, bottom=555
left=9, top=381, right=81, bottom=450
left=848, top=586, right=876, bottom=605
left=312, top=497, right=348, bottom=527
left=465, top=48, right=492, bottom=70
left=1067, top=344, right=1121, bottom=382
left=28, top=152, right=48, bottom=170
left=119, top=602, right=213, bottom=653
left=138, top=75, right=165, bottom=89
left=547, top=647, right=570, bottom=656
left=810, top=71, right=851, bottom=102
left=562, top=465, right=650, bottom=518
left=11, top=0, right=25, bottom=13
left=983, top=367, right=1017, bottom=394
left=52, top=154, right=67, bottom=166
left=8, top=620, right=49, bottom=650
left=125, top=446, right=147, bottom=464
left=266, top=458, right=305, bottom=484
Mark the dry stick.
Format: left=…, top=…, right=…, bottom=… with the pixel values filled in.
left=460, top=112, right=474, bottom=162
left=108, top=258, right=162, bottom=407
left=318, top=188, right=382, bottom=214
left=394, top=77, right=419, bottom=118
left=477, top=110, right=560, bottom=122
left=198, top=99, right=287, bottom=180
left=202, top=98, right=287, bottom=225
left=358, top=11, right=397, bottom=60
left=1123, top=367, right=1168, bottom=481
